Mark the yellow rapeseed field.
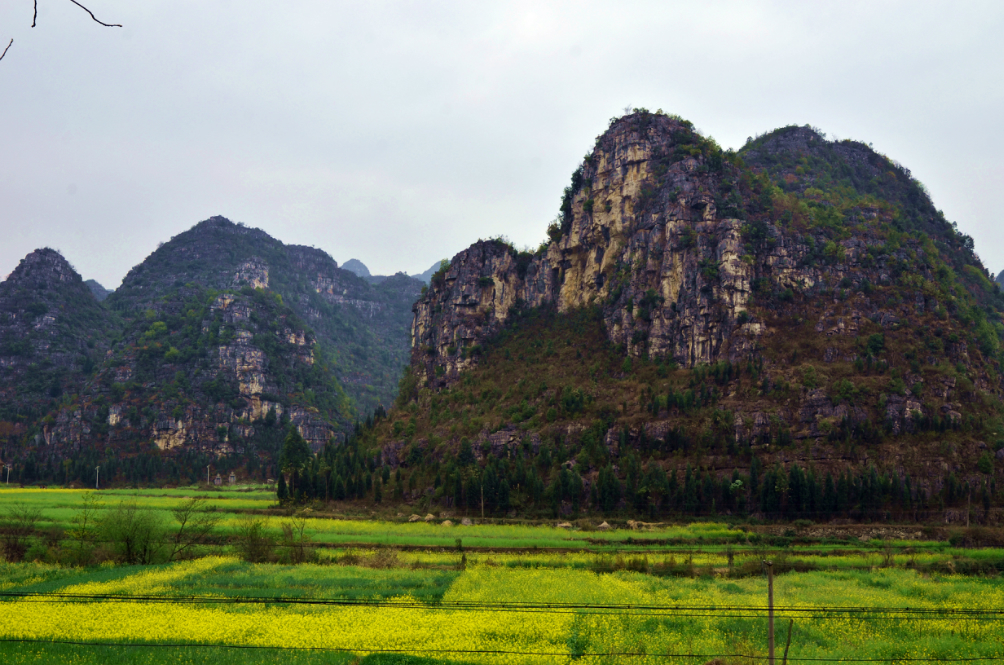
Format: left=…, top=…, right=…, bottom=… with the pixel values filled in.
left=2, top=556, right=1003, bottom=663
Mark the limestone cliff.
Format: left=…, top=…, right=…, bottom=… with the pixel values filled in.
left=413, top=114, right=999, bottom=397
left=379, top=111, right=1004, bottom=519
left=414, top=114, right=791, bottom=385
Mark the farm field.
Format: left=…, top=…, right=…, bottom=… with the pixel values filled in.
left=2, top=557, right=1003, bottom=663
left=2, top=487, right=1004, bottom=663
left=3, top=486, right=1004, bottom=567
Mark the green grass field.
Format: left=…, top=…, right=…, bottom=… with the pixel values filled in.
left=2, top=487, right=1003, bottom=663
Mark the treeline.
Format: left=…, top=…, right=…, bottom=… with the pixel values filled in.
left=275, top=417, right=1000, bottom=521
left=6, top=446, right=268, bottom=487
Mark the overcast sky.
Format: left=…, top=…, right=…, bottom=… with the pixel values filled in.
left=2, top=1, right=1003, bottom=287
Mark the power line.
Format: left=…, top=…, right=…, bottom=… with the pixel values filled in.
left=0, top=637, right=1000, bottom=662
left=3, top=591, right=1002, bottom=620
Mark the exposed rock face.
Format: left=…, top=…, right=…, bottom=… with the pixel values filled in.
left=413, top=115, right=789, bottom=385
left=111, top=217, right=424, bottom=415
left=412, top=115, right=998, bottom=410
left=37, top=283, right=338, bottom=457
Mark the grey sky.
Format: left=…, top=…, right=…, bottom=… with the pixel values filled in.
left=2, top=1, right=1003, bottom=288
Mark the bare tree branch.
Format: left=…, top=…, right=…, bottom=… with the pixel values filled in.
left=3, top=1, right=123, bottom=66
left=68, top=0, right=122, bottom=28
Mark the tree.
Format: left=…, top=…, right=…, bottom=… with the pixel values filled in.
left=276, top=473, right=289, bottom=502
left=1, top=502, right=43, bottom=562
left=100, top=501, right=164, bottom=564
left=2, top=1, right=122, bottom=64
left=597, top=465, right=621, bottom=513
left=279, top=426, right=312, bottom=497
left=167, top=498, right=221, bottom=562
left=68, top=492, right=100, bottom=565
left=978, top=452, right=994, bottom=475
left=235, top=515, right=273, bottom=563
left=281, top=512, right=312, bottom=564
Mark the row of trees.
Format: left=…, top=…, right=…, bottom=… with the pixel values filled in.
left=1, top=495, right=218, bottom=565
left=0, top=497, right=317, bottom=566
left=272, top=421, right=995, bottom=521
left=5, top=446, right=261, bottom=487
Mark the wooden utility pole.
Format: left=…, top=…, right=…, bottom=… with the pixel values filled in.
left=766, top=560, right=775, bottom=665
left=95, top=465, right=100, bottom=489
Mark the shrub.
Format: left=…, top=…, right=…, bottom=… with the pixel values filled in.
left=431, top=259, right=451, bottom=288
left=978, top=452, right=994, bottom=475
left=100, top=502, right=164, bottom=565
left=681, top=227, right=698, bottom=249
left=867, top=333, right=886, bottom=355
left=832, top=379, right=858, bottom=405
left=1, top=503, right=42, bottom=563
left=236, top=516, right=274, bottom=563
left=698, top=259, right=719, bottom=281
left=281, top=513, right=314, bottom=564
left=546, top=221, right=563, bottom=243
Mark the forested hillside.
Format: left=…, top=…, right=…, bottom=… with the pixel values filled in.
left=307, top=111, right=1004, bottom=522
left=0, top=218, right=423, bottom=486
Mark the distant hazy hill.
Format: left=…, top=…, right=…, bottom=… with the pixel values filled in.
left=997, top=270, right=1004, bottom=287
left=343, top=258, right=442, bottom=286
left=85, top=279, right=111, bottom=301
left=410, top=261, right=442, bottom=285
left=342, top=259, right=370, bottom=278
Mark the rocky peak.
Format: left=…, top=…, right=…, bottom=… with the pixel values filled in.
left=5, top=248, right=82, bottom=290
left=413, top=111, right=1004, bottom=393
left=0, top=248, right=112, bottom=415
left=411, top=111, right=769, bottom=386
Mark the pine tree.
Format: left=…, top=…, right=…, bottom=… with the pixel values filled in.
left=824, top=473, right=837, bottom=517
left=277, top=473, right=288, bottom=503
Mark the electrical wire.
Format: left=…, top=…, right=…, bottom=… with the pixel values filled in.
left=0, top=637, right=1000, bottom=662
left=2, top=591, right=1002, bottom=621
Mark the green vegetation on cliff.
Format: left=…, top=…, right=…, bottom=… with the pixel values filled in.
left=353, top=111, right=1004, bottom=522
left=0, top=219, right=423, bottom=487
